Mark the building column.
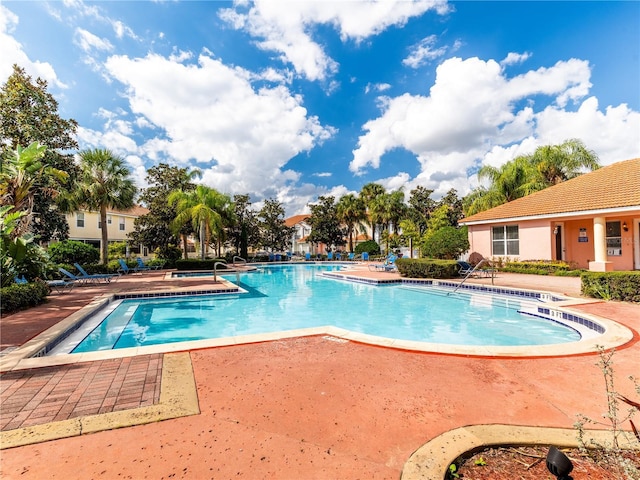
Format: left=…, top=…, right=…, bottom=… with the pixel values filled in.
left=589, top=216, right=613, bottom=271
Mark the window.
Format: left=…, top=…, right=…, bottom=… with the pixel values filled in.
left=107, top=215, right=112, bottom=225
left=492, top=225, right=519, bottom=256
left=606, top=221, right=622, bottom=256
left=119, top=218, right=125, bottom=231
left=76, top=212, right=85, bottom=228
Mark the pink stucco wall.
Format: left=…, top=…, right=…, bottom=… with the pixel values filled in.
left=466, top=215, right=638, bottom=271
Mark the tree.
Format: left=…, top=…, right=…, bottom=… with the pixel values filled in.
left=130, top=164, right=200, bottom=259
left=257, top=198, right=294, bottom=252
left=169, top=185, right=229, bottom=260
left=370, top=190, right=406, bottom=252
left=336, top=194, right=367, bottom=252
left=0, top=142, right=67, bottom=237
left=463, top=139, right=600, bottom=216
left=307, top=196, right=345, bottom=251
left=421, top=226, right=469, bottom=259
left=229, top=194, right=260, bottom=259
left=0, top=65, right=79, bottom=242
left=70, top=149, right=136, bottom=264
left=530, top=138, right=600, bottom=186
left=406, top=186, right=436, bottom=235
left=359, top=182, right=385, bottom=243
left=437, top=188, right=464, bottom=227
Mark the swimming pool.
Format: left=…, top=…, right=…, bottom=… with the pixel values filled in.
left=49, top=264, right=595, bottom=355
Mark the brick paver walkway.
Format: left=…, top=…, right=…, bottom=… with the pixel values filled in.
left=0, top=354, right=162, bottom=431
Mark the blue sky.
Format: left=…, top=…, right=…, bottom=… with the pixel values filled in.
left=1, top=0, right=639, bottom=216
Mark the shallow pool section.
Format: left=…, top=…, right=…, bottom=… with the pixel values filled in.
left=56, top=264, right=587, bottom=355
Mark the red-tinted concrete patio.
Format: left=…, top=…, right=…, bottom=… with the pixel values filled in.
left=1, top=268, right=639, bottom=479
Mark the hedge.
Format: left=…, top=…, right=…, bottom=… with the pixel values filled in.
left=1, top=280, right=50, bottom=315
left=502, top=260, right=582, bottom=277
left=175, top=258, right=228, bottom=270
left=395, top=258, right=460, bottom=279
left=581, top=271, right=640, bottom=303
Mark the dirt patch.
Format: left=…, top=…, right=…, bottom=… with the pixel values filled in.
left=454, top=446, right=640, bottom=479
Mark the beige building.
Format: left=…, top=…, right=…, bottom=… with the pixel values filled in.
left=66, top=205, right=150, bottom=256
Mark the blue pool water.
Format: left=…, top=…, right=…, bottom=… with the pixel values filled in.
left=70, top=264, right=581, bottom=353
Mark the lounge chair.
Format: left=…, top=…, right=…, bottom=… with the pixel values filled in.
left=136, top=257, right=162, bottom=270
left=368, top=254, right=398, bottom=272
left=327, top=252, right=334, bottom=261
left=47, top=279, right=75, bottom=294
left=74, top=263, right=118, bottom=283
left=457, top=261, right=476, bottom=277
left=117, top=259, right=135, bottom=275
left=305, top=252, right=311, bottom=261
left=14, top=275, right=28, bottom=284
left=347, top=253, right=355, bottom=261
left=335, top=252, right=341, bottom=261
left=59, top=267, right=94, bottom=285
left=361, top=252, right=369, bottom=261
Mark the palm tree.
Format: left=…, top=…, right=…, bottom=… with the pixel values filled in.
left=0, top=142, right=67, bottom=237
left=530, top=138, right=600, bottom=186
left=359, top=182, right=385, bottom=243
left=336, top=194, right=367, bottom=252
left=72, top=149, right=136, bottom=263
left=168, top=185, right=230, bottom=260
left=464, top=156, right=536, bottom=216
left=370, top=190, right=406, bottom=253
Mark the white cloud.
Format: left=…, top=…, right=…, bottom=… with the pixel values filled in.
left=0, top=5, right=66, bottom=88
left=219, top=0, right=449, bottom=81
left=74, top=28, right=114, bottom=53
left=84, top=51, right=336, bottom=202
left=313, top=172, right=332, bottom=177
left=365, top=82, right=391, bottom=94
left=402, top=35, right=448, bottom=68
left=500, top=51, right=531, bottom=67
left=351, top=55, right=640, bottom=196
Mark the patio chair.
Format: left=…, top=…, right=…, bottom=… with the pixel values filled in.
left=347, top=252, right=355, bottom=261
left=361, top=252, right=369, bottom=261
left=327, top=252, right=334, bottom=261
left=305, top=252, right=311, bottom=261
left=47, top=279, right=75, bottom=294
left=59, top=267, right=93, bottom=285
left=457, top=261, right=476, bottom=277
left=74, top=263, right=118, bottom=283
left=14, top=275, right=28, bottom=284
left=136, top=257, right=162, bottom=270
left=117, top=259, right=134, bottom=275
left=335, top=252, right=341, bottom=261
left=368, top=254, right=398, bottom=272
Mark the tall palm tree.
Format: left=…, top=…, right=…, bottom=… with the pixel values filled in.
left=168, top=185, right=229, bottom=260
left=72, top=148, right=136, bottom=264
left=336, top=194, right=367, bottom=252
left=359, top=182, right=385, bottom=244
left=370, top=190, right=407, bottom=253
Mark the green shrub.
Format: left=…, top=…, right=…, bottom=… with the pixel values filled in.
left=502, top=260, right=582, bottom=276
left=0, top=280, right=50, bottom=314
left=108, top=242, right=127, bottom=260
left=48, top=240, right=100, bottom=265
left=395, top=258, right=459, bottom=278
left=154, top=245, right=182, bottom=268
left=421, top=226, right=469, bottom=260
left=355, top=240, right=380, bottom=256
left=581, top=271, right=640, bottom=303
left=175, top=258, right=228, bottom=270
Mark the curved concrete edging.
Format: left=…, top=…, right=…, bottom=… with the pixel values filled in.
left=401, top=424, right=640, bottom=480
left=0, top=352, right=199, bottom=449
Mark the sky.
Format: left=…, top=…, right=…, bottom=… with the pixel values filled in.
left=1, top=0, right=639, bottom=217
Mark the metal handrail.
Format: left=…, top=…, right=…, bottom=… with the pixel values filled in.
left=233, top=256, right=246, bottom=267
left=450, top=258, right=493, bottom=295
left=213, top=261, right=227, bottom=282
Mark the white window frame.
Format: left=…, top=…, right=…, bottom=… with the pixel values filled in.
left=76, top=212, right=85, bottom=228
left=491, top=225, right=519, bottom=256
left=119, top=218, right=125, bottom=231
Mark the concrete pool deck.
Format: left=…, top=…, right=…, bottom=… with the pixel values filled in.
left=1, top=266, right=639, bottom=479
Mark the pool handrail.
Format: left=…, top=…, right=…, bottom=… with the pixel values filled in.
left=233, top=256, right=246, bottom=267
left=213, top=261, right=228, bottom=282
left=450, top=258, right=493, bottom=294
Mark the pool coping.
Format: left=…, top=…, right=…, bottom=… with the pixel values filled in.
left=400, top=424, right=640, bottom=479
left=0, top=351, right=199, bottom=449
left=0, top=274, right=634, bottom=372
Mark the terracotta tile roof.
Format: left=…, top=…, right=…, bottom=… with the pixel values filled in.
left=285, top=214, right=310, bottom=227
left=461, top=158, right=640, bottom=224
left=109, top=205, right=150, bottom=217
